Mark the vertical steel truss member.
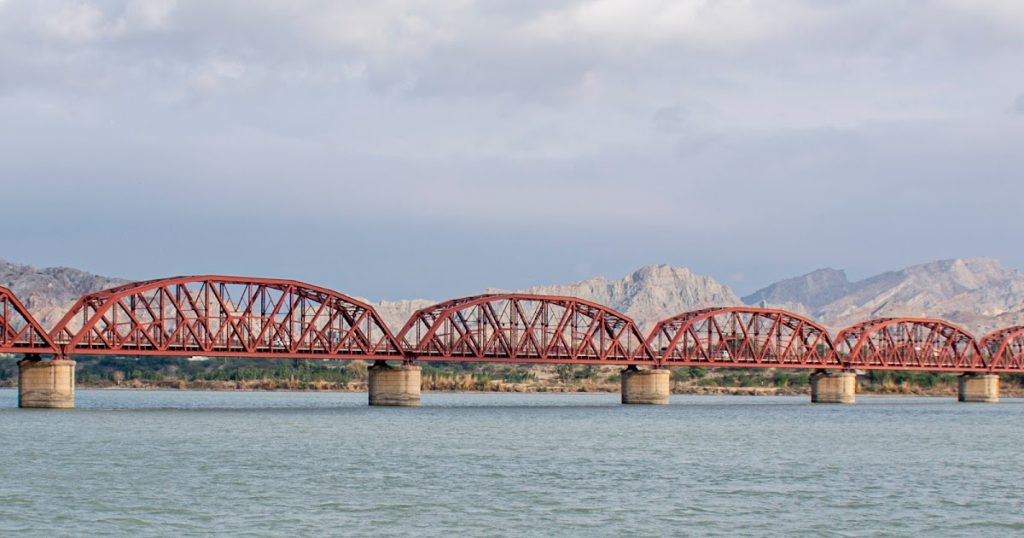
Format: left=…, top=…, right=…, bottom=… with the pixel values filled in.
left=49, top=276, right=402, bottom=359
left=979, top=326, right=1024, bottom=371
left=0, top=286, right=57, bottom=355
left=646, top=307, right=839, bottom=368
left=834, top=318, right=985, bottom=371
left=396, top=293, right=656, bottom=364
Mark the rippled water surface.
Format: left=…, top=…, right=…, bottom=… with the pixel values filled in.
left=1, top=389, right=1022, bottom=536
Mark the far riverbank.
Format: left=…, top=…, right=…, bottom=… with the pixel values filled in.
left=5, top=357, right=1022, bottom=397
left=7, top=378, right=1018, bottom=398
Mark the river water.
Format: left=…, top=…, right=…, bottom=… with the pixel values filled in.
left=1, top=389, right=1022, bottom=536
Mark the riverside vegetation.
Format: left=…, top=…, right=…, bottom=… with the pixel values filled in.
left=2, top=355, right=1022, bottom=396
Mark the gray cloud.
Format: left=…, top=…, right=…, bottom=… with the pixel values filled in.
left=1, top=0, right=1024, bottom=299
left=1012, top=94, right=1024, bottom=115
left=652, top=106, right=687, bottom=134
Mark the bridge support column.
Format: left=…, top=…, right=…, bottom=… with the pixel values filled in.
left=368, top=361, right=421, bottom=407
left=958, top=374, right=999, bottom=403
left=621, top=366, right=670, bottom=405
left=810, top=370, right=856, bottom=404
left=18, top=356, right=75, bottom=409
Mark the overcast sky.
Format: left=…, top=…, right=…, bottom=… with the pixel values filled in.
left=2, top=0, right=1023, bottom=300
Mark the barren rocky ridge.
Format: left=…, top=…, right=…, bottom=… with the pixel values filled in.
left=4, top=257, right=1023, bottom=337
left=0, top=259, right=127, bottom=330
left=742, top=258, right=1024, bottom=335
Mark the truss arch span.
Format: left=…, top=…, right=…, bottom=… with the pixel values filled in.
left=834, top=318, right=984, bottom=371
left=396, top=293, right=656, bottom=364
left=50, top=276, right=402, bottom=359
left=979, top=326, right=1024, bottom=371
left=646, top=307, right=839, bottom=368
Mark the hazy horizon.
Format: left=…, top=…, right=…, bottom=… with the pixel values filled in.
left=3, top=1, right=1022, bottom=300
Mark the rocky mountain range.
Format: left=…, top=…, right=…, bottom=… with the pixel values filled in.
left=364, top=265, right=741, bottom=333
left=500, top=264, right=740, bottom=332
left=742, top=258, right=1024, bottom=335
left=4, top=256, right=1024, bottom=337
left=0, top=259, right=127, bottom=330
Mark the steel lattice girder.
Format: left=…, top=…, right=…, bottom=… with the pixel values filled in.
left=35, top=274, right=1024, bottom=373
left=49, top=276, right=403, bottom=359
left=0, top=286, right=57, bottom=354
left=646, top=307, right=840, bottom=368
left=396, top=293, right=657, bottom=364
left=833, top=317, right=986, bottom=371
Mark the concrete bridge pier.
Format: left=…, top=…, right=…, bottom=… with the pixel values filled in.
left=810, top=370, right=856, bottom=404
left=620, top=366, right=670, bottom=405
left=958, top=373, right=999, bottom=403
left=368, top=361, right=421, bottom=407
left=18, top=355, right=76, bottom=409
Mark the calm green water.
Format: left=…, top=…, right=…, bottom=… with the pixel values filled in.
left=1, top=389, right=1022, bottom=537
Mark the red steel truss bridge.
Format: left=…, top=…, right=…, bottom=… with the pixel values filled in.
left=1, top=275, right=1023, bottom=373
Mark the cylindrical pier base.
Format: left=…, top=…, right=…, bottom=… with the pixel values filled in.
left=368, top=361, right=421, bottom=407
left=621, top=366, right=670, bottom=405
left=958, top=374, right=999, bottom=403
left=19, top=358, right=76, bottom=409
left=810, top=370, right=856, bottom=404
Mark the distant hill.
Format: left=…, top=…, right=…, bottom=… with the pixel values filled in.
left=364, top=298, right=437, bottom=336
left=367, top=265, right=739, bottom=334
left=380, top=258, right=1024, bottom=336
left=743, top=258, right=1024, bottom=335
left=742, top=268, right=852, bottom=312
left=0, top=259, right=126, bottom=330
left=506, top=264, right=740, bottom=331
left=4, top=256, right=1024, bottom=338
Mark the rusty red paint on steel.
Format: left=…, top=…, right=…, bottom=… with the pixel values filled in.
left=396, top=293, right=656, bottom=365
left=979, top=326, right=1024, bottom=371
left=833, top=317, right=986, bottom=371
left=38, top=273, right=1024, bottom=373
left=646, top=307, right=840, bottom=368
left=0, top=286, right=57, bottom=354
left=49, top=276, right=402, bottom=359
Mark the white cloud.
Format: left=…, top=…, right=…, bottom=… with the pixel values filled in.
left=305, top=1, right=468, bottom=57
left=188, top=58, right=246, bottom=92
left=25, top=0, right=177, bottom=46
left=940, top=0, right=1024, bottom=27
left=37, top=2, right=108, bottom=43
left=524, top=0, right=827, bottom=51
left=123, top=0, right=177, bottom=30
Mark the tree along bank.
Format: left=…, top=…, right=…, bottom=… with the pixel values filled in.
left=2, top=356, right=1021, bottom=396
